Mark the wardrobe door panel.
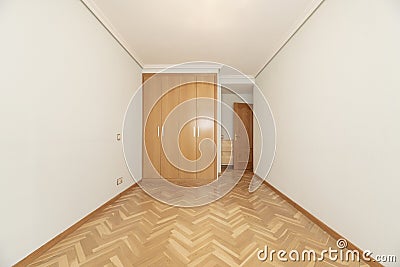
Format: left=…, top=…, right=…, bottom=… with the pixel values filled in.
left=196, top=74, right=217, bottom=181
left=143, top=74, right=162, bottom=179
left=161, top=74, right=180, bottom=179
left=178, top=75, right=197, bottom=179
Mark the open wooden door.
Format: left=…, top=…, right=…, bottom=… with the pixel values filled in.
left=233, top=103, right=253, bottom=170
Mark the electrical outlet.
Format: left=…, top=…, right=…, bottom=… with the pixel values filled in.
left=116, top=133, right=121, bottom=141
left=117, top=177, right=123, bottom=185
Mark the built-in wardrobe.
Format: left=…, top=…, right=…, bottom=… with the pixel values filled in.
left=142, top=73, right=217, bottom=184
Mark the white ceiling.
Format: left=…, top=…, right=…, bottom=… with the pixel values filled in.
left=84, top=0, right=322, bottom=76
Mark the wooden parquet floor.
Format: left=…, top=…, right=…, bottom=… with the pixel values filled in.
left=29, top=171, right=369, bottom=267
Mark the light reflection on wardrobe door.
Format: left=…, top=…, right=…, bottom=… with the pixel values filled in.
left=143, top=74, right=162, bottom=179
left=161, top=74, right=180, bottom=179
left=178, top=75, right=197, bottom=180
left=196, top=74, right=217, bottom=181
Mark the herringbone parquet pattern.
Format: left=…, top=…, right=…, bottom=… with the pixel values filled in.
left=29, top=171, right=369, bottom=267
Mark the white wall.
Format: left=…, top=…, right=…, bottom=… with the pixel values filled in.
left=0, top=1, right=142, bottom=266
left=123, top=90, right=142, bottom=182
left=221, top=92, right=253, bottom=140
left=253, top=87, right=276, bottom=182
left=255, top=0, right=400, bottom=264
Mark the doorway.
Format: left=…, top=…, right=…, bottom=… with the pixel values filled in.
left=220, top=86, right=253, bottom=173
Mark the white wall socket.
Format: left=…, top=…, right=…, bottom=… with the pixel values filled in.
left=117, top=177, right=123, bottom=185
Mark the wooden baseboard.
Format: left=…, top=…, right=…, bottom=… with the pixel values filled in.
left=254, top=174, right=383, bottom=267
left=14, top=183, right=138, bottom=266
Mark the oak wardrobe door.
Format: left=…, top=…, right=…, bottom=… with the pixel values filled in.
left=196, top=74, right=217, bottom=181
left=142, top=74, right=162, bottom=179
left=178, top=74, right=197, bottom=180
left=160, top=74, right=180, bottom=179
